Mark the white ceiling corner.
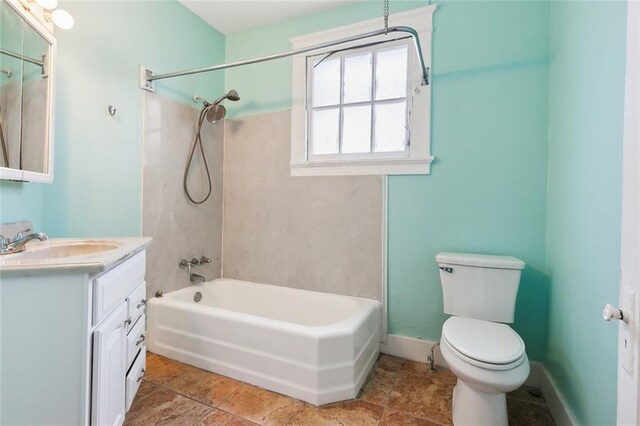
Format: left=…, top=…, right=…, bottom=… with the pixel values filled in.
left=179, top=0, right=364, bottom=35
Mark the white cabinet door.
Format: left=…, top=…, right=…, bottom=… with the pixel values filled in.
left=92, top=302, right=127, bottom=426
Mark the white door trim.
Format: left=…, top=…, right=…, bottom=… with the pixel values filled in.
left=617, top=3, right=640, bottom=424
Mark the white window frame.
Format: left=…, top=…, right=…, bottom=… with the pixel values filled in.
left=290, top=5, right=436, bottom=177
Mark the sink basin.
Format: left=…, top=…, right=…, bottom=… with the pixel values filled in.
left=6, top=241, right=122, bottom=260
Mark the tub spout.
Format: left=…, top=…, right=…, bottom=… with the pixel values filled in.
left=190, top=273, right=205, bottom=283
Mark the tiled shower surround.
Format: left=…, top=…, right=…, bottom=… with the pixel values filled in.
left=223, top=110, right=383, bottom=300
left=143, top=97, right=384, bottom=301
left=143, top=93, right=223, bottom=299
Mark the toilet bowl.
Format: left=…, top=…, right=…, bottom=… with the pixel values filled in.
left=435, top=252, right=529, bottom=426
left=440, top=317, right=529, bottom=426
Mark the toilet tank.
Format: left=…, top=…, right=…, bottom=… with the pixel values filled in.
left=436, top=252, right=525, bottom=323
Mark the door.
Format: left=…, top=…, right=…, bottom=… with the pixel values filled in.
left=617, top=2, right=640, bottom=424
left=92, top=302, right=128, bottom=426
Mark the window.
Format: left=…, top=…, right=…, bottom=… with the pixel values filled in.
left=290, top=6, right=435, bottom=176
left=308, top=42, right=411, bottom=159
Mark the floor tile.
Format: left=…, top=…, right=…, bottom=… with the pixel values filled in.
left=166, top=368, right=243, bottom=407
left=359, top=365, right=398, bottom=405
left=145, top=352, right=242, bottom=407
left=145, top=352, right=203, bottom=387
left=386, top=370, right=456, bottom=425
left=218, top=383, right=304, bottom=425
left=380, top=409, right=442, bottom=426
left=508, top=385, right=546, bottom=406
left=128, top=353, right=556, bottom=426
left=507, top=399, right=556, bottom=426
left=399, top=360, right=436, bottom=378
left=288, top=400, right=384, bottom=426
left=124, top=387, right=212, bottom=426
left=195, top=408, right=256, bottom=425
left=377, top=354, right=404, bottom=372
left=137, top=380, right=161, bottom=400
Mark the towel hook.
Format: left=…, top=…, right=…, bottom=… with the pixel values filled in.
left=108, top=105, right=117, bottom=117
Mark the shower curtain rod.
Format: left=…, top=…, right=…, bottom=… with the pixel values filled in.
left=140, top=25, right=429, bottom=91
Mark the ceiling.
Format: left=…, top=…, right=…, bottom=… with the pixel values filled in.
left=179, top=0, right=363, bottom=35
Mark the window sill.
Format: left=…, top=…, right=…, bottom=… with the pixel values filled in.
left=290, top=157, right=433, bottom=177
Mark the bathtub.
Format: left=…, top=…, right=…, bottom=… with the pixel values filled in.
left=146, top=278, right=382, bottom=405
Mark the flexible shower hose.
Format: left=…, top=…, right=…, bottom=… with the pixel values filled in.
left=0, top=110, right=8, bottom=167
left=183, top=106, right=213, bottom=204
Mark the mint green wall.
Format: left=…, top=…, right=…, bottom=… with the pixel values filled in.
left=225, top=1, right=424, bottom=118
left=0, top=1, right=225, bottom=237
left=224, top=1, right=551, bottom=360
left=387, top=1, right=550, bottom=361
left=545, top=1, right=626, bottom=424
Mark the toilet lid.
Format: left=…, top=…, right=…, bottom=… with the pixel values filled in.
left=442, top=317, right=525, bottom=365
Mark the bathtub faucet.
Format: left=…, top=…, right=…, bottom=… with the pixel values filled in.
left=179, top=256, right=213, bottom=275
left=190, top=273, right=205, bottom=283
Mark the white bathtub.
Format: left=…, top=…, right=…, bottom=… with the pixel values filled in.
left=146, top=278, right=382, bottom=405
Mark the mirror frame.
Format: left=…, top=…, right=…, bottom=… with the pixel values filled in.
left=0, top=0, right=56, bottom=183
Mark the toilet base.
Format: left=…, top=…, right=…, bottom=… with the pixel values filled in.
left=452, top=379, right=508, bottom=426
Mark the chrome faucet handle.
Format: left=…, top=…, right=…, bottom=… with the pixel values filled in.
left=179, top=259, right=193, bottom=275
left=12, top=228, right=31, bottom=242
left=199, top=256, right=212, bottom=264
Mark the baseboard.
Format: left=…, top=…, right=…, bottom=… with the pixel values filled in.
left=540, top=367, right=579, bottom=426
left=381, top=334, right=543, bottom=383
left=525, top=361, right=543, bottom=387
left=380, top=334, right=446, bottom=366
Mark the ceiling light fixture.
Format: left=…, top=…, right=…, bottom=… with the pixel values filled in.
left=24, top=0, right=74, bottom=30
left=35, top=0, right=57, bottom=10
left=50, top=9, right=73, bottom=30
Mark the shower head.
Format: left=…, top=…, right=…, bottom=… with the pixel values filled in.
left=225, top=89, right=240, bottom=102
left=212, top=89, right=240, bottom=105
left=204, top=104, right=227, bottom=124
left=194, top=89, right=240, bottom=124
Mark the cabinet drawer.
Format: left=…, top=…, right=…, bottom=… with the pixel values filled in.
left=126, top=315, right=145, bottom=368
left=93, top=251, right=146, bottom=326
left=125, top=347, right=146, bottom=412
left=126, top=281, right=147, bottom=329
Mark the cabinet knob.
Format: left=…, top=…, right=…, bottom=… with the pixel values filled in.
left=137, top=299, right=147, bottom=309
left=124, top=317, right=132, bottom=327
left=135, top=334, right=146, bottom=346
left=137, top=368, right=146, bottom=383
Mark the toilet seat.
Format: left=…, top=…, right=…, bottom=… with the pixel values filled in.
left=442, top=317, right=526, bottom=371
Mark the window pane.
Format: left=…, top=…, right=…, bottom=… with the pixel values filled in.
left=374, top=101, right=407, bottom=152
left=312, top=57, right=340, bottom=107
left=312, top=108, right=340, bottom=154
left=342, top=105, right=372, bottom=154
left=375, top=46, right=408, bottom=100
left=343, top=52, right=372, bottom=103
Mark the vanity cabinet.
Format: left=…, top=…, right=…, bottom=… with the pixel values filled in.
left=0, top=243, right=149, bottom=426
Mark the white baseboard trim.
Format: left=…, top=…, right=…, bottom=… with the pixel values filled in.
left=380, top=334, right=445, bottom=366
left=381, top=334, right=542, bottom=383
left=540, top=366, right=579, bottom=426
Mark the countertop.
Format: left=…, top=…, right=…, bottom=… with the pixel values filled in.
left=0, top=237, right=152, bottom=277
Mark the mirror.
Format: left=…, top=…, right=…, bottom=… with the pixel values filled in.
left=0, top=0, right=55, bottom=182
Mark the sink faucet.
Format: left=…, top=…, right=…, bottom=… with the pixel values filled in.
left=0, top=231, right=48, bottom=255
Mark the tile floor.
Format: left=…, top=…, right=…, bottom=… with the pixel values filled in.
left=124, top=352, right=555, bottom=426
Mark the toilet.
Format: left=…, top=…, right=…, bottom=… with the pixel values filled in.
left=436, top=252, right=529, bottom=426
